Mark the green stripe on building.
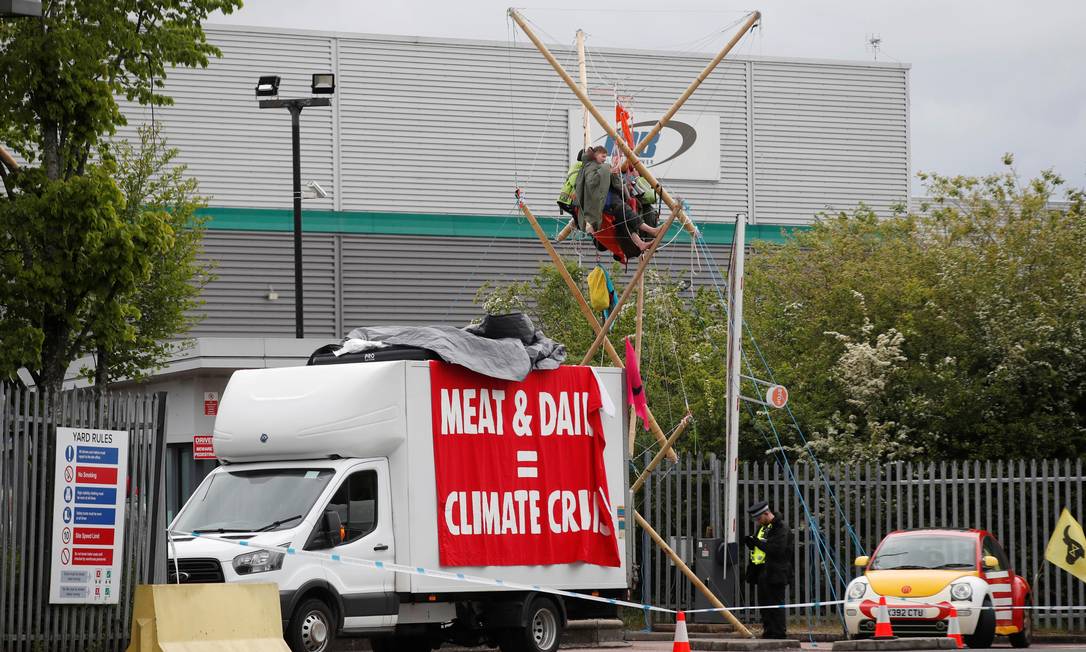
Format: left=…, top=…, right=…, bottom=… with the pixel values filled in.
left=195, top=207, right=806, bottom=245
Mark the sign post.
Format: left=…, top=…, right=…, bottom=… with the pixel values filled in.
left=49, top=427, right=129, bottom=604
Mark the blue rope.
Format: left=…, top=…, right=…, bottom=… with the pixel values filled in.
left=693, top=234, right=849, bottom=628
left=695, top=235, right=867, bottom=557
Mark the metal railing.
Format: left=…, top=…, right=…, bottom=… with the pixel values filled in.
left=1, top=388, right=167, bottom=652
left=638, top=454, right=1086, bottom=630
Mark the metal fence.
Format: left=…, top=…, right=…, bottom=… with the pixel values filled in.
left=1, top=388, right=167, bottom=652
left=638, top=454, right=1086, bottom=630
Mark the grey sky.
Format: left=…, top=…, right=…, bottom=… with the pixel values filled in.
left=212, top=1, right=1086, bottom=192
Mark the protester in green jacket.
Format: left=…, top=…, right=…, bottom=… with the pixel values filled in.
left=574, top=146, right=619, bottom=233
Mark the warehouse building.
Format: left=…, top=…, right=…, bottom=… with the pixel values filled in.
left=105, top=24, right=911, bottom=514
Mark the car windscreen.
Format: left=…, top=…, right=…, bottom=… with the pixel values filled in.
left=173, top=468, right=335, bottom=534
left=870, top=535, right=976, bottom=570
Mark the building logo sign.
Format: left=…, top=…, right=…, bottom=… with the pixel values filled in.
left=568, top=109, right=720, bottom=181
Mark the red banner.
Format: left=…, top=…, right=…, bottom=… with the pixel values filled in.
left=430, top=362, right=620, bottom=567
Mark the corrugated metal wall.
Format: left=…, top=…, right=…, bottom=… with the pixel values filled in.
left=752, top=61, right=911, bottom=223
left=194, top=230, right=731, bottom=336
left=111, top=25, right=909, bottom=335
left=117, top=25, right=909, bottom=225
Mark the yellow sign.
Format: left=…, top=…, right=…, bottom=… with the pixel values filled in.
left=1045, top=508, right=1086, bottom=583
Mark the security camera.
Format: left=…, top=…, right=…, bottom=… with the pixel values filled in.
left=303, top=180, right=329, bottom=199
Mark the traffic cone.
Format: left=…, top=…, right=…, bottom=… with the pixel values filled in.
left=873, top=596, right=895, bottom=639
left=946, top=606, right=964, bottom=649
left=672, top=610, right=691, bottom=652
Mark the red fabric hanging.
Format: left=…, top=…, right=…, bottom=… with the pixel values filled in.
left=615, top=102, right=635, bottom=150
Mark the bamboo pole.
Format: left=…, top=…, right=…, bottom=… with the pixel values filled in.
left=517, top=197, right=623, bottom=367
left=0, top=145, right=20, bottom=173
left=518, top=197, right=678, bottom=461
left=579, top=209, right=677, bottom=365
left=631, top=413, right=690, bottom=493
left=576, top=29, right=590, bottom=149
left=631, top=11, right=761, bottom=157
left=635, top=510, right=754, bottom=637
left=506, top=9, right=700, bottom=364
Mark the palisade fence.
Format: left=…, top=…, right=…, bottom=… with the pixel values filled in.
left=638, top=454, right=1086, bottom=631
left=1, top=388, right=168, bottom=652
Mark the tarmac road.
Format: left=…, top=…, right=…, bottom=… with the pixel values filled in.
left=601, top=644, right=1086, bottom=652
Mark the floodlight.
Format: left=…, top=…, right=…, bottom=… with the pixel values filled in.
left=255, top=75, right=281, bottom=98
left=0, top=0, right=42, bottom=17
left=311, top=73, right=336, bottom=95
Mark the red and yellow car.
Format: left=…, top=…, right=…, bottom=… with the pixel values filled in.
left=844, top=529, right=1032, bottom=648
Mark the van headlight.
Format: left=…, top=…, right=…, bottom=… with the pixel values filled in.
left=233, top=549, right=284, bottom=575
left=848, top=581, right=867, bottom=600
left=950, top=583, right=973, bottom=601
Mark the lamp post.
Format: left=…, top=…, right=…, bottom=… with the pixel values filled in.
left=256, top=74, right=335, bottom=338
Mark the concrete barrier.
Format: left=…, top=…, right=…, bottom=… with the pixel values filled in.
left=125, top=583, right=291, bottom=652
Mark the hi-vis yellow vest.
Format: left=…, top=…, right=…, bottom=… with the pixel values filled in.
left=751, top=525, right=768, bottom=565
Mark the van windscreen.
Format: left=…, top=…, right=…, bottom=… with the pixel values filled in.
left=174, top=468, right=335, bottom=534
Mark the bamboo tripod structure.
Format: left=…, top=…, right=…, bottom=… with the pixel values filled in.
left=552, top=11, right=761, bottom=244
left=508, top=9, right=758, bottom=637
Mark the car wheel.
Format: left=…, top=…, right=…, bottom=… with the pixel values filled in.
left=497, top=596, right=563, bottom=652
left=1009, top=597, right=1032, bottom=648
left=286, top=598, right=336, bottom=652
left=964, top=596, right=996, bottom=649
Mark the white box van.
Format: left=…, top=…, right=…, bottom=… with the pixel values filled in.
left=168, top=359, right=630, bottom=652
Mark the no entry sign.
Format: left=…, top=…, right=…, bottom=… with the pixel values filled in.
left=765, top=385, right=789, bottom=409
left=49, top=427, right=128, bottom=604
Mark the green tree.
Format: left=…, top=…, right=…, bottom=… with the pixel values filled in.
left=0, top=0, right=241, bottom=182
left=478, top=160, right=1086, bottom=463
left=86, top=126, right=212, bottom=389
left=745, top=161, right=1086, bottom=462
left=0, top=0, right=238, bottom=390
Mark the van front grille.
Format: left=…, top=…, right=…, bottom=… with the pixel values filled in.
left=166, top=558, right=225, bottom=583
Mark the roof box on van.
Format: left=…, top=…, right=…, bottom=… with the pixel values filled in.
left=213, top=361, right=408, bottom=463
left=307, top=343, right=438, bottom=366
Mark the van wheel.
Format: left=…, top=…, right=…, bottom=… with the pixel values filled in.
left=497, top=596, right=562, bottom=652
left=287, top=598, right=335, bottom=652
left=964, top=596, right=996, bottom=649
left=1009, top=597, right=1032, bottom=648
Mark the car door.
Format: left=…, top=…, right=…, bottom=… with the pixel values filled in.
left=981, top=535, right=1014, bottom=627
left=318, top=461, right=397, bottom=631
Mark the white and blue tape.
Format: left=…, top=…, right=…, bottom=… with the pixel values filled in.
left=168, top=529, right=671, bottom=613
left=167, top=530, right=1086, bottom=617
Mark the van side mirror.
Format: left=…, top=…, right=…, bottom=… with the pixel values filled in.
left=982, top=555, right=999, bottom=570
left=854, top=555, right=870, bottom=568
left=323, top=510, right=344, bottom=547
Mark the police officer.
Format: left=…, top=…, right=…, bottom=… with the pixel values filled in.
left=743, top=500, right=794, bottom=639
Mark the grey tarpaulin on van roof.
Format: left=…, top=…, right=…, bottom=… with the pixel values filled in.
left=343, top=313, right=566, bottom=382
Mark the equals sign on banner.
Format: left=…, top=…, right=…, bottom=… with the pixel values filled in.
left=516, top=451, right=538, bottom=478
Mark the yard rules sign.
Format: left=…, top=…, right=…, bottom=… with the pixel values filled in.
left=430, top=362, right=620, bottom=567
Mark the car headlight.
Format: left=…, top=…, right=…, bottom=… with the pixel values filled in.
left=950, top=583, right=973, bottom=601
left=232, top=549, right=285, bottom=575
left=848, top=581, right=867, bottom=600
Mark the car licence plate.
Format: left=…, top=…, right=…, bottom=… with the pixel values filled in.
left=888, top=608, right=925, bottom=618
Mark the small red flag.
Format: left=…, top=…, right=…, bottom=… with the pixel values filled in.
left=625, top=337, right=650, bottom=430
left=616, top=102, right=635, bottom=150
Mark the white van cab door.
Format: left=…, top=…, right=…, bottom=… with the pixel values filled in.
left=316, top=460, right=397, bottom=631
